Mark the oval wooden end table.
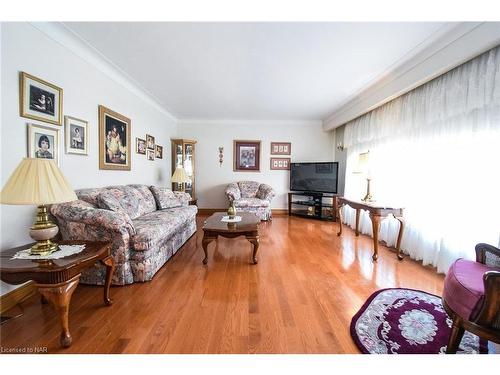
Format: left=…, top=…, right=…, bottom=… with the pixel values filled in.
left=0, top=240, right=114, bottom=348
left=202, top=212, right=260, bottom=265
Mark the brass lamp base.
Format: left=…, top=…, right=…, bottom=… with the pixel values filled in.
left=29, top=205, right=60, bottom=256
left=361, top=178, right=375, bottom=203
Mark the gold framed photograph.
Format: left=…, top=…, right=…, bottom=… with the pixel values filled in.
left=136, top=138, right=146, bottom=155
left=271, top=142, right=291, bottom=155
left=65, top=116, right=88, bottom=155
left=20, top=72, right=63, bottom=125
left=233, top=140, right=261, bottom=172
left=98, top=105, right=131, bottom=171
left=27, top=123, right=60, bottom=165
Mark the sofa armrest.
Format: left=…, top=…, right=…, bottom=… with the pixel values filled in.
left=172, top=191, right=191, bottom=207
left=51, top=200, right=136, bottom=236
left=225, top=183, right=241, bottom=201
left=475, top=243, right=500, bottom=266
left=256, top=184, right=276, bottom=202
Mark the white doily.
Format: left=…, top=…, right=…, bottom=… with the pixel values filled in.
left=11, top=244, right=86, bottom=260
left=221, top=215, right=242, bottom=223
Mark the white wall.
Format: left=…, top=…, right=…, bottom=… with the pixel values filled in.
left=1, top=23, right=177, bottom=293
left=178, top=120, right=335, bottom=209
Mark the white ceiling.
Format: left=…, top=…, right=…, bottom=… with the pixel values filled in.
left=63, top=22, right=447, bottom=121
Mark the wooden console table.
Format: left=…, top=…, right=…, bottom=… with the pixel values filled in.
left=0, top=240, right=114, bottom=348
left=335, top=197, right=405, bottom=261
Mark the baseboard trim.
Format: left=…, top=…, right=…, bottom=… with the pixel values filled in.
left=0, top=282, right=36, bottom=314
left=197, top=208, right=289, bottom=216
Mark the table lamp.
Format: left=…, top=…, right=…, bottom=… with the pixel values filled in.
left=0, top=158, right=77, bottom=256
left=171, top=166, right=189, bottom=192
left=353, top=151, right=374, bottom=202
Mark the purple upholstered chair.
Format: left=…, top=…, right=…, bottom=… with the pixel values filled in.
left=442, top=243, right=500, bottom=353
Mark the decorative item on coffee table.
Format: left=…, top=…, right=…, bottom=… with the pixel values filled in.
left=0, top=158, right=77, bottom=255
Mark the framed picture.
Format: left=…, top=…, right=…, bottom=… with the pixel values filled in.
left=98, top=105, right=131, bottom=171
left=271, top=142, right=291, bottom=155
left=146, top=134, right=155, bottom=150
left=233, top=140, right=261, bottom=172
left=155, top=145, right=163, bottom=159
left=147, top=149, right=155, bottom=161
left=270, top=157, right=291, bottom=170
left=65, top=116, right=88, bottom=155
left=20, top=72, right=63, bottom=125
left=136, top=138, right=146, bottom=155
left=27, top=123, right=60, bottom=165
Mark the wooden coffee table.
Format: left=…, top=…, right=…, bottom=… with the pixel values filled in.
left=202, top=212, right=260, bottom=265
left=0, top=240, right=114, bottom=348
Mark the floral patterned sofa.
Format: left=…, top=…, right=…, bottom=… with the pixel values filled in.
left=50, top=184, right=197, bottom=285
left=224, top=181, right=275, bottom=221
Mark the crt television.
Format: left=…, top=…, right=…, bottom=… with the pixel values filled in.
left=290, top=162, right=339, bottom=194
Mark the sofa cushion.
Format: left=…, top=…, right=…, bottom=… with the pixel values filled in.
left=96, top=186, right=152, bottom=220
left=237, top=181, right=260, bottom=198
left=443, top=258, right=496, bottom=321
left=234, top=197, right=270, bottom=208
left=131, top=206, right=197, bottom=251
left=128, top=184, right=157, bottom=214
left=150, top=186, right=183, bottom=209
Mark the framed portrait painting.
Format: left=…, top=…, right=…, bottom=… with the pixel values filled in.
left=155, top=145, right=163, bottom=159
left=65, top=116, right=88, bottom=155
left=233, top=140, right=261, bottom=172
left=136, top=138, right=146, bottom=155
left=270, top=157, right=291, bottom=170
left=271, top=142, right=291, bottom=155
left=98, top=105, right=131, bottom=171
left=20, top=72, right=63, bottom=125
left=27, top=123, right=60, bottom=165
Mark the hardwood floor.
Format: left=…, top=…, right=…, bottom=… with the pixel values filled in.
left=0, top=214, right=444, bottom=354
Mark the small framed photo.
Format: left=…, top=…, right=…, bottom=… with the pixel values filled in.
left=234, top=140, right=261, bottom=172
left=20, top=72, right=63, bottom=125
left=146, top=134, right=155, bottom=150
left=270, top=142, right=291, bottom=155
left=65, top=116, right=88, bottom=155
left=98, top=105, right=131, bottom=171
left=155, top=145, right=163, bottom=159
left=270, top=157, right=290, bottom=170
left=27, top=123, right=60, bottom=165
left=147, top=149, right=155, bottom=161
left=136, top=138, right=146, bottom=155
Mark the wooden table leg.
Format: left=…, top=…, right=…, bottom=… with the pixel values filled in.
left=246, top=234, right=260, bottom=264
left=202, top=232, right=216, bottom=265
left=336, top=204, right=344, bottom=236
left=355, top=209, right=361, bottom=236
left=37, top=274, right=80, bottom=348
left=100, top=255, right=115, bottom=305
left=369, top=213, right=381, bottom=261
left=395, top=216, right=405, bottom=260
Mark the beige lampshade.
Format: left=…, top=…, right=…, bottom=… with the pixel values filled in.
left=171, top=166, right=189, bottom=183
left=353, top=151, right=371, bottom=176
left=0, top=158, right=77, bottom=205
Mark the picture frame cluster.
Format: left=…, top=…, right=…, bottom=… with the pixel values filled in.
left=232, top=140, right=292, bottom=172
left=136, top=134, right=163, bottom=161
left=19, top=71, right=164, bottom=170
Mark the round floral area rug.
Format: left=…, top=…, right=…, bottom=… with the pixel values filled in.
left=350, top=288, right=488, bottom=354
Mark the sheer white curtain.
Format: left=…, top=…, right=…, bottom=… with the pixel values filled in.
left=342, top=45, right=500, bottom=274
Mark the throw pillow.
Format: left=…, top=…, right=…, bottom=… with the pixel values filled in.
left=150, top=186, right=182, bottom=209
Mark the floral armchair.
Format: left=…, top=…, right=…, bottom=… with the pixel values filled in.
left=224, top=181, right=275, bottom=221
